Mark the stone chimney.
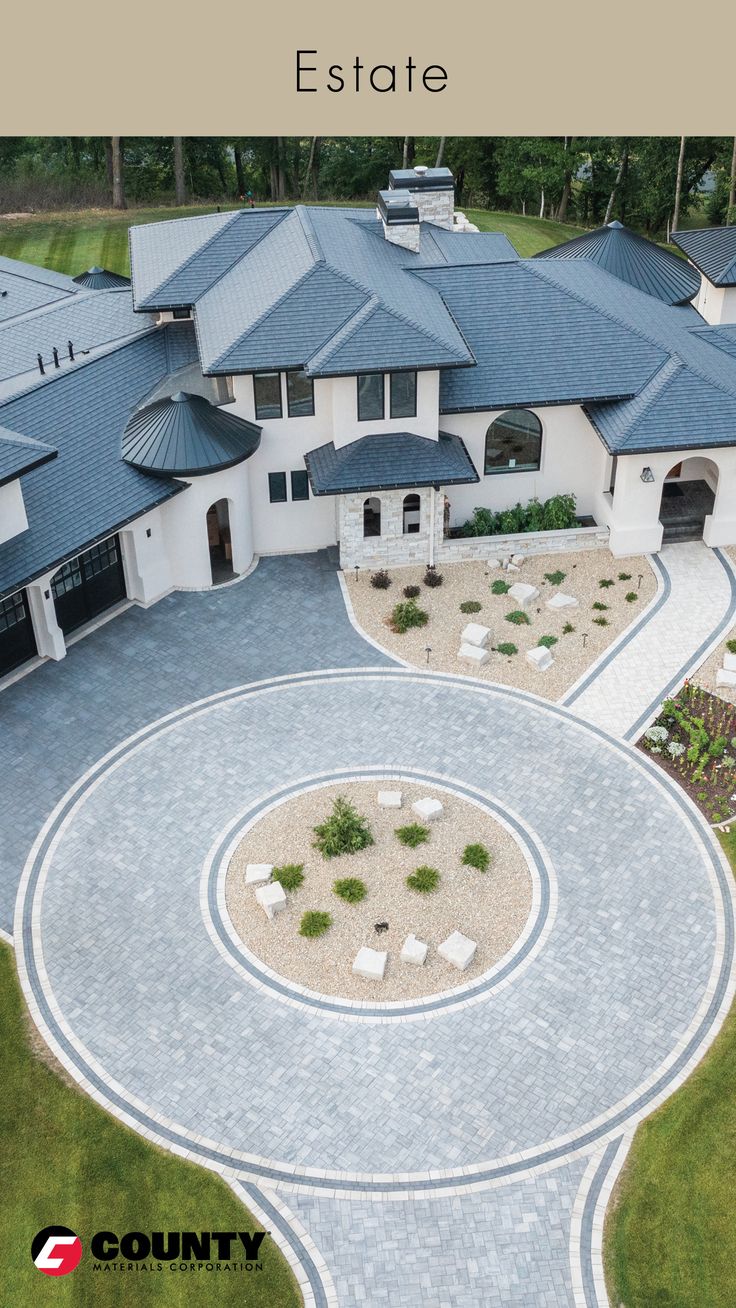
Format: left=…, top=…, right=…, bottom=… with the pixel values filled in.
left=388, top=164, right=455, bottom=230
left=376, top=189, right=421, bottom=252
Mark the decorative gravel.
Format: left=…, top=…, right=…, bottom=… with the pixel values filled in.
left=225, top=781, right=532, bottom=1001
left=346, top=552, right=656, bottom=700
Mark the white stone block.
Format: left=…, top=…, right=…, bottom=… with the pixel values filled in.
left=461, top=622, right=491, bottom=648
left=458, top=642, right=490, bottom=666
left=506, top=563, right=521, bottom=573
left=412, top=797, right=444, bottom=822
left=255, top=881, right=287, bottom=920
left=438, top=931, right=477, bottom=971
left=723, top=652, right=736, bottom=672
left=511, top=553, right=525, bottom=565
left=488, top=557, right=501, bottom=568
left=352, top=946, right=387, bottom=981
left=378, top=790, right=402, bottom=809
left=400, top=933, right=428, bottom=966
left=546, top=592, right=579, bottom=610
left=716, top=668, right=736, bottom=688
left=508, top=582, right=540, bottom=609
left=245, top=863, right=273, bottom=885
left=526, top=646, right=554, bottom=671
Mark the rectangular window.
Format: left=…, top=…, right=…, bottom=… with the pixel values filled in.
left=291, top=469, right=309, bottom=501
left=254, top=372, right=283, bottom=420
left=286, top=370, right=315, bottom=418
left=268, top=471, right=287, bottom=503
left=390, top=371, right=417, bottom=419
left=357, top=373, right=384, bottom=422
left=172, top=307, right=190, bottom=320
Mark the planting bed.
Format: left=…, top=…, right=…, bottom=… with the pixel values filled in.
left=637, top=682, right=736, bottom=824
left=225, top=781, right=532, bottom=1001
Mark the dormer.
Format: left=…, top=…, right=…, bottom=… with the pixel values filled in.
left=672, top=227, right=736, bottom=325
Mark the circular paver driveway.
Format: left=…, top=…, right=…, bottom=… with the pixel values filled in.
left=16, top=670, right=734, bottom=1189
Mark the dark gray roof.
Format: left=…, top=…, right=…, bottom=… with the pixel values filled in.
left=72, top=266, right=131, bottom=290
left=131, top=206, right=475, bottom=377
left=413, top=225, right=519, bottom=266
left=305, top=430, right=479, bottom=495
left=672, top=227, right=736, bottom=286
left=690, top=323, right=736, bottom=361
left=418, top=261, right=667, bottom=411
left=0, top=330, right=184, bottom=600
left=0, top=425, right=57, bottom=486
left=536, top=221, right=700, bottom=305
left=0, top=289, right=149, bottom=387
left=122, top=390, right=261, bottom=477
left=0, top=254, right=78, bottom=323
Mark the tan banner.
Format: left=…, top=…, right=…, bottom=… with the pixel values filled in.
left=2, top=0, right=735, bottom=134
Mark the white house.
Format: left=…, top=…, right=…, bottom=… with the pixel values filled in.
left=2, top=169, right=736, bottom=681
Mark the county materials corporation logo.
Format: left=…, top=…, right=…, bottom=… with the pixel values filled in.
left=31, top=1226, right=83, bottom=1276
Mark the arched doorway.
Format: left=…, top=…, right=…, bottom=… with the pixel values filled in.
left=659, top=457, right=718, bottom=544
left=363, top=497, right=381, bottom=538
left=206, top=500, right=235, bottom=584
left=402, top=493, right=420, bottom=534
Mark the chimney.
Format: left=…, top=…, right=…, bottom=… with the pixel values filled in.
left=376, top=189, right=420, bottom=252
left=387, top=164, right=455, bottom=230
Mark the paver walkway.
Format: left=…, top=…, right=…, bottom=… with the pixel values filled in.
left=5, top=544, right=736, bottom=1306
left=563, top=543, right=736, bottom=738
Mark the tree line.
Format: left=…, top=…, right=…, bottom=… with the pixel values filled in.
left=1, top=136, right=735, bottom=233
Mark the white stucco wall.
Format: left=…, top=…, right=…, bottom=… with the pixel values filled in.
left=695, top=278, right=736, bottom=325
left=0, top=479, right=29, bottom=545
left=330, top=371, right=439, bottom=449
left=607, top=448, right=736, bottom=554
left=158, top=462, right=255, bottom=588
left=441, top=405, right=609, bottom=528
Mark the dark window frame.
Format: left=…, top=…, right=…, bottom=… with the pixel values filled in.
left=357, top=373, right=385, bottom=423
left=390, top=371, right=417, bottom=419
left=290, top=469, right=310, bottom=501
left=254, top=371, right=283, bottom=421
left=286, top=369, right=315, bottom=418
left=484, top=409, right=543, bottom=476
left=171, top=307, right=191, bottom=320
left=268, top=471, right=288, bottom=503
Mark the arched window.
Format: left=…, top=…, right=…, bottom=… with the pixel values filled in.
left=363, top=496, right=381, bottom=538
left=402, top=493, right=420, bottom=535
left=484, top=410, right=542, bottom=475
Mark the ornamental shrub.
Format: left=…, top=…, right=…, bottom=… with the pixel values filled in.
left=541, top=493, right=577, bottom=531
left=313, top=797, right=373, bottom=859
left=497, top=503, right=526, bottom=534
left=460, top=600, right=482, bottom=613
left=272, top=863, right=305, bottom=891
left=395, top=823, right=430, bottom=849
left=544, top=570, right=566, bottom=586
left=462, top=843, right=490, bottom=872
left=406, top=865, right=440, bottom=894
left=593, top=616, right=609, bottom=626
left=391, top=598, right=429, bottom=634
left=592, top=601, right=609, bottom=611
left=496, top=642, right=518, bottom=656
left=618, top=572, right=632, bottom=581
left=459, top=506, right=498, bottom=537
left=299, top=911, right=332, bottom=938
left=491, top=579, right=511, bottom=595
left=727, top=640, right=736, bottom=655
left=523, top=496, right=545, bottom=532
left=333, top=877, right=367, bottom=904
left=423, top=566, right=444, bottom=588
left=370, top=570, right=391, bottom=589
left=562, top=622, right=575, bottom=634
left=506, top=609, right=530, bottom=625
left=599, top=578, right=615, bottom=589
left=403, top=584, right=420, bottom=599
left=625, top=591, right=638, bottom=602
left=538, top=635, right=558, bottom=648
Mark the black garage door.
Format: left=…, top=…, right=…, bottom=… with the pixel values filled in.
left=0, top=589, right=37, bottom=677
left=51, top=536, right=126, bottom=636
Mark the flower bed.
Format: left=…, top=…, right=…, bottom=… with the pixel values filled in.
left=638, top=683, right=736, bottom=823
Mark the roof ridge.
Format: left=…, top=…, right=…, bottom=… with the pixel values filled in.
left=618, top=356, right=685, bottom=442
left=304, top=296, right=378, bottom=370
left=295, top=206, right=325, bottom=262
left=184, top=208, right=292, bottom=308
left=208, top=262, right=324, bottom=371
left=135, top=208, right=246, bottom=307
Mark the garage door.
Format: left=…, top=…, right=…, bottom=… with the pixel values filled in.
left=51, top=536, right=126, bottom=637
left=0, top=589, right=37, bottom=677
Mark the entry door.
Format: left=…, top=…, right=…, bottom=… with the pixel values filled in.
left=0, top=589, right=37, bottom=676
left=52, top=536, right=126, bottom=636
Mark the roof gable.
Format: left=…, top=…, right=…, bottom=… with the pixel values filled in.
left=129, top=209, right=240, bottom=308
left=136, top=209, right=289, bottom=310
left=672, top=227, right=736, bottom=286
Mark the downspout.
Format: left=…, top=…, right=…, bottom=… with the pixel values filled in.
left=428, top=487, right=436, bottom=567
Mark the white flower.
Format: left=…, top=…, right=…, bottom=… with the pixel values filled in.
left=667, top=741, right=686, bottom=758
left=645, top=725, right=669, bottom=744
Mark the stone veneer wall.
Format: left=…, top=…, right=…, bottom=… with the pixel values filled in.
left=436, top=524, right=610, bottom=562
left=412, top=190, right=454, bottom=229
left=338, top=488, right=444, bottom=569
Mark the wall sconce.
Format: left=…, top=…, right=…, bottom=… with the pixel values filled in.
left=640, top=467, right=655, bottom=483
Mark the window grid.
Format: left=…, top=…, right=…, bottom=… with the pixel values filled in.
left=0, top=591, right=28, bottom=633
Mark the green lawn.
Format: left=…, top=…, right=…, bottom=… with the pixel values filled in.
left=604, top=827, right=736, bottom=1307
left=0, top=943, right=300, bottom=1306
left=0, top=201, right=589, bottom=276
